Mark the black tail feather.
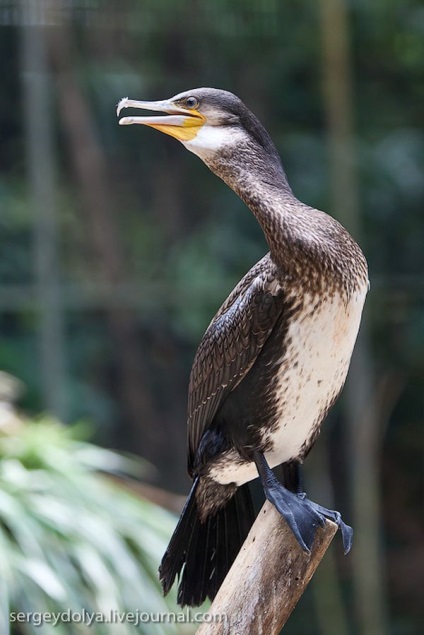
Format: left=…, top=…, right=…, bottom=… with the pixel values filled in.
left=159, top=478, right=199, bottom=596
left=159, top=479, right=254, bottom=607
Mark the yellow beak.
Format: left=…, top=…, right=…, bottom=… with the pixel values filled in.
left=117, top=97, right=205, bottom=142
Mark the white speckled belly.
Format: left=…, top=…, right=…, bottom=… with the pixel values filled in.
left=210, top=285, right=367, bottom=486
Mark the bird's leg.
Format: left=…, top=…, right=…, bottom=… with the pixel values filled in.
left=253, top=452, right=353, bottom=554
left=253, top=451, right=324, bottom=553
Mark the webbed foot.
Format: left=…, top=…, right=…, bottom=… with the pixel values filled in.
left=253, top=452, right=352, bottom=554
left=302, top=499, right=353, bottom=553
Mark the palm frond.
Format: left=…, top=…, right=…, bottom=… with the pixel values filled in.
left=0, top=417, right=196, bottom=635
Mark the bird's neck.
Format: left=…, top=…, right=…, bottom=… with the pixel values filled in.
left=203, top=146, right=368, bottom=296
left=204, top=149, right=303, bottom=265
left=235, top=180, right=299, bottom=262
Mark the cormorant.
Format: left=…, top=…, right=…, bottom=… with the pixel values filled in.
left=117, top=88, right=369, bottom=607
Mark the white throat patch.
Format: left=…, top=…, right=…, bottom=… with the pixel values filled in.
left=182, top=124, right=246, bottom=160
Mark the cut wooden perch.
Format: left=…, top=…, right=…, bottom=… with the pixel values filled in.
left=196, top=501, right=338, bottom=635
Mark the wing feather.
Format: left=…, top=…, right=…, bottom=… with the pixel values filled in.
left=187, top=254, right=285, bottom=471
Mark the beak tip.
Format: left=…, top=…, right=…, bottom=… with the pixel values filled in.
left=116, top=97, right=129, bottom=117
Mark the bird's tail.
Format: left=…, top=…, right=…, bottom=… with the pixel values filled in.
left=159, top=478, right=254, bottom=607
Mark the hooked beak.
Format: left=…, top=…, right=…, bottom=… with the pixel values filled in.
left=117, top=97, right=205, bottom=142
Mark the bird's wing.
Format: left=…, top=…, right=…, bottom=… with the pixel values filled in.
left=187, top=254, right=286, bottom=472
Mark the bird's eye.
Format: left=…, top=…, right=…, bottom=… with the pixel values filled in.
left=185, top=96, right=199, bottom=109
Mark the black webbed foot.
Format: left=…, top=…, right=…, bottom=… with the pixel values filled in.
left=253, top=452, right=352, bottom=554
left=302, top=499, right=353, bottom=554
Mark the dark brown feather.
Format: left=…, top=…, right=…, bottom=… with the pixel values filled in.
left=187, top=254, right=285, bottom=473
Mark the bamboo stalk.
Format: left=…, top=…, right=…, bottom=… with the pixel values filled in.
left=318, top=1, right=387, bottom=633
left=196, top=502, right=338, bottom=635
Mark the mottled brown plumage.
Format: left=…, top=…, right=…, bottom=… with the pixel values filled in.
left=118, top=87, right=369, bottom=607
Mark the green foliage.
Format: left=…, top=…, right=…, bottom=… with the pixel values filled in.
left=0, top=418, right=189, bottom=635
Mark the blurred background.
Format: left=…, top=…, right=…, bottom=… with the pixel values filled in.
left=0, top=0, right=423, bottom=634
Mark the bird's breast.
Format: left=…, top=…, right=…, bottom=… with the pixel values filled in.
left=209, top=283, right=368, bottom=486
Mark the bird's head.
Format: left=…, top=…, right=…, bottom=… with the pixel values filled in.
left=117, top=87, right=282, bottom=172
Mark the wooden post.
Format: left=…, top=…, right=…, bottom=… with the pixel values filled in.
left=196, top=502, right=338, bottom=635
